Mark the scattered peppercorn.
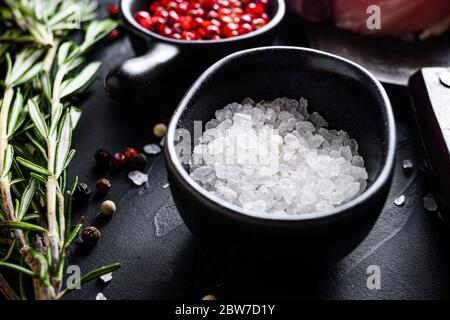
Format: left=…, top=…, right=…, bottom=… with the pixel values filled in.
left=112, top=152, right=127, bottom=169
left=123, top=147, right=139, bottom=161
left=107, top=3, right=119, bottom=17
left=129, top=153, right=148, bottom=170
left=73, top=182, right=91, bottom=205
left=153, top=123, right=167, bottom=138
left=82, top=226, right=101, bottom=246
left=108, top=28, right=120, bottom=41
left=202, top=294, right=217, bottom=300
left=95, top=147, right=112, bottom=169
left=100, top=200, right=116, bottom=216
left=96, top=178, right=112, bottom=195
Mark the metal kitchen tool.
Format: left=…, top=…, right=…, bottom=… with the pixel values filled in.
left=409, top=67, right=450, bottom=216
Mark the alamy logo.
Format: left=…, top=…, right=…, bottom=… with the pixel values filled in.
left=366, top=265, right=381, bottom=290
left=66, top=265, right=81, bottom=290
left=366, top=5, right=381, bottom=30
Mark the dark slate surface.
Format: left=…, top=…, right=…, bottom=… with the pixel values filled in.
left=64, top=3, right=449, bottom=300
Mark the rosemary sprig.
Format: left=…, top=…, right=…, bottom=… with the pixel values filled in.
left=0, top=0, right=119, bottom=299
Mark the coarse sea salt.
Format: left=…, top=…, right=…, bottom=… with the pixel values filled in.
left=100, top=272, right=113, bottom=283
left=188, top=97, right=369, bottom=215
left=423, top=193, right=438, bottom=212
left=144, top=143, right=161, bottom=155
left=128, top=170, right=148, bottom=186
left=96, top=292, right=107, bottom=300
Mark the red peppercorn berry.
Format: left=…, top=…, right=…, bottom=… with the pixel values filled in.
left=112, top=152, right=127, bottom=169
left=135, top=11, right=152, bottom=29
left=108, top=29, right=120, bottom=41
left=136, top=0, right=269, bottom=40
left=245, top=3, right=264, bottom=15
left=123, top=147, right=139, bottom=161
left=107, top=4, right=119, bottom=17
left=181, top=31, right=198, bottom=40
left=252, top=17, right=266, bottom=28
left=238, top=23, right=253, bottom=34
left=256, top=0, right=268, bottom=8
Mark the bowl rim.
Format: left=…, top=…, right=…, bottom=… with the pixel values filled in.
left=120, top=0, right=286, bottom=45
left=166, top=46, right=396, bottom=221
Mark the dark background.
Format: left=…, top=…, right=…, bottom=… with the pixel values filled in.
left=63, top=1, right=449, bottom=300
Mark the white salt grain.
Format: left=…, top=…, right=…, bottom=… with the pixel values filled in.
left=394, top=195, right=405, bottom=206
left=189, top=97, right=369, bottom=215
left=128, top=170, right=148, bottom=186
left=162, top=183, right=169, bottom=189
left=100, top=272, right=113, bottom=283
left=96, top=292, right=107, bottom=300
left=423, top=193, right=438, bottom=212
left=144, top=143, right=161, bottom=155
left=402, top=159, right=413, bottom=174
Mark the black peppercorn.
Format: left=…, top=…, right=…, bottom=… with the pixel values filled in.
left=73, top=182, right=91, bottom=205
left=95, top=147, right=112, bottom=169
left=96, top=178, right=112, bottom=195
left=82, top=226, right=101, bottom=246
left=129, top=153, right=148, bottom=170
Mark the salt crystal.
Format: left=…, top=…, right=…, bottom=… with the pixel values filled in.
left=190, top=166, right=212, bottom=183
left=162, top=183, right=169, bottom=189
left=242, top=200, right=267, bottom=212
left=394, top=195, right=405, bottom=206
left=295, top=121, right=315, bottom=133
left=96, top=292, right=107, bottom=300
left=298, top=97, right=308, bottom=116
left=423, top=193, right=438, bottom=212
left=128, top=170, right=148, bottom=186
left=233, top=113, right=252, bottom=127
left=205, top=119, right=219, bottom=129
left=278, top=111, right=294, bottom=121
left=100, top=272, right=113, bottom=283
left=351, top=155, right=365, bottom=167
left=242, top=97, right=255, bottom=106
left=349, top=139, right=359, bottom=154
left=402, top=159, right=414, bottom=174
left=308, top=134, right=324, bottom=149
left=340, top=146, right=353, bottom=162
left=278, top=118, right=296, bottom=133
left=144, top=144, right=161, bottom=155
left=309, top=112, right=328, bottom=128
left=188, top=97, right=368, bottom=215
left=284, top=98, right=299, bottom=111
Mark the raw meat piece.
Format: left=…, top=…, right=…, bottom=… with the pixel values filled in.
left=287, top=0, right=450, bottom=38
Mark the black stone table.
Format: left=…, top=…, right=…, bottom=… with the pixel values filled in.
left=65, top=4, right=449, bottom=300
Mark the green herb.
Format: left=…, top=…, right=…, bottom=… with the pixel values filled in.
left=0, top=0, right=119, bottom=300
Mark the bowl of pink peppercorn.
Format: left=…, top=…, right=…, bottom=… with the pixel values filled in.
left=104, top=0, right=285, bottom=100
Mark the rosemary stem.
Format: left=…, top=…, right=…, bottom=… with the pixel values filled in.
left=43, top=39, right=59, bottom=74
left=57, top=189, right=65, bottom=247
left=0, top=86, right=14, bottom=174
left=46, top=63, right=67, bottom=290
left=51, top=65, right=66, bottom=114
left=46, top=174, right=59, bottom=280
left=0, top=87, right=53, bottom=299
left=41, top=40, right=60, bottom=95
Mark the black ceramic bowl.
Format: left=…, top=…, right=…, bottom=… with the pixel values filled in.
left=105, top=0, right=285, bottom=100
left=164, top=47, right=396, bottom=260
